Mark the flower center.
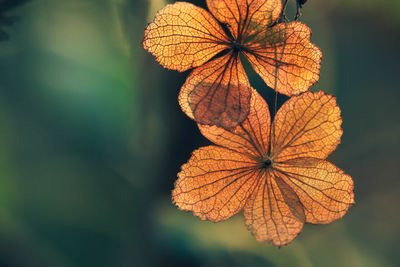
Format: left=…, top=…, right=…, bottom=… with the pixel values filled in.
left=231, top=41, right=244, bottom=52
left=263, top=159, right=272, bottom=169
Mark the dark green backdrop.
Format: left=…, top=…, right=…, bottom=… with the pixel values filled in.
left=0, top=0, right=399, bottom=266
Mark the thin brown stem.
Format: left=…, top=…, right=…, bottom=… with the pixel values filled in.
left=295, top=1, right=302, bottom=20
left=279, top=0, right=289, bottom=23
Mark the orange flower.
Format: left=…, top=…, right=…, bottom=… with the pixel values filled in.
left=143, top=0, right=322, bottom=129
left=172, top=89, right=354, bottom=246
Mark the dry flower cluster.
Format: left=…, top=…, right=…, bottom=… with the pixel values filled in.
left=143, top=0, right=354, bottom=246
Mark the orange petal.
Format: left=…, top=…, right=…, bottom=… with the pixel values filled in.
left=179, top=52, right=251, bottom=129
left=143, top=2, right=229, bottom=71
left=206, top=0, right=281, bottom=40
left=172, top=146, right=259, bottom=222
left=244, top=22, right=322, bottom=95
left=271, top=91, right=342, bottom=162
left=244, top=170, right=305, bottom=246
left=198, top=88, right=270, bottom=157
left=275, top=158, right=355, bottom=224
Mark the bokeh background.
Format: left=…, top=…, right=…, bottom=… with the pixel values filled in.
left=0, top=0, right=399, bottom=266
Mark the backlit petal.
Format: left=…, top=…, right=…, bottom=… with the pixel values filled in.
left=275, top=158, right=354, bottom=224
left=179, top=52, right=251, bottom=129
left=245, top=22, right=322, bottom=95
left=198, top=88, right=270, bottom=157
left=244, top=170, right=305, bottom=246
left=143, top=2, right=229, bottom=71
left=172, top=146, right=259, bottom=222
left=206, top=0, right=281, bottom=40
left=271, top=91, right=342, bottom=161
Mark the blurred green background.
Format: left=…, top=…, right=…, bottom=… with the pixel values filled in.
left=0, top=0, right=399, bottom=266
